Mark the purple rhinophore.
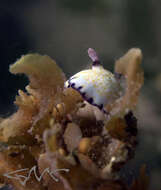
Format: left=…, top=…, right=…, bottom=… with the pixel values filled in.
left=88, top=48, right=100, bottom=66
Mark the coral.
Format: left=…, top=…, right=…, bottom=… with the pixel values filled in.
left=0, top=49, right=146, bottom=190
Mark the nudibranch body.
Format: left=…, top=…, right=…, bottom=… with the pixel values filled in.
left=65, top=48, right=124, bottom=113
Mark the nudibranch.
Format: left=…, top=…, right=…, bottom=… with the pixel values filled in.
left=65, top=48, right=124, bottom=113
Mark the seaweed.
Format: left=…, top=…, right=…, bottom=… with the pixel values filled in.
left=0, top=49, right=146, bottom=190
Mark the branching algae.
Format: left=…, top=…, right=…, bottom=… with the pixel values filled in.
left=0, top=48, right=148, bottom=190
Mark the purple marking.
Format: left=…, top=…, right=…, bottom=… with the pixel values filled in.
left=78, top=86, right=83, bottom=90
left=71, top=83, right=75, bottom=87
left=68, top=77, right=108, bottom=114
left=99, top=104, right=103, bottom=110
left=81, top=92, right=86, bottom=97
left=88, top=97, right=93, bottom=104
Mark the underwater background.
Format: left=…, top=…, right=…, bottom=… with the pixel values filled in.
left=0, top=0, right=161, bottom=189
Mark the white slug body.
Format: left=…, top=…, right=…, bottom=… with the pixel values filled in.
left=65, top=48, right=123, bottom=113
